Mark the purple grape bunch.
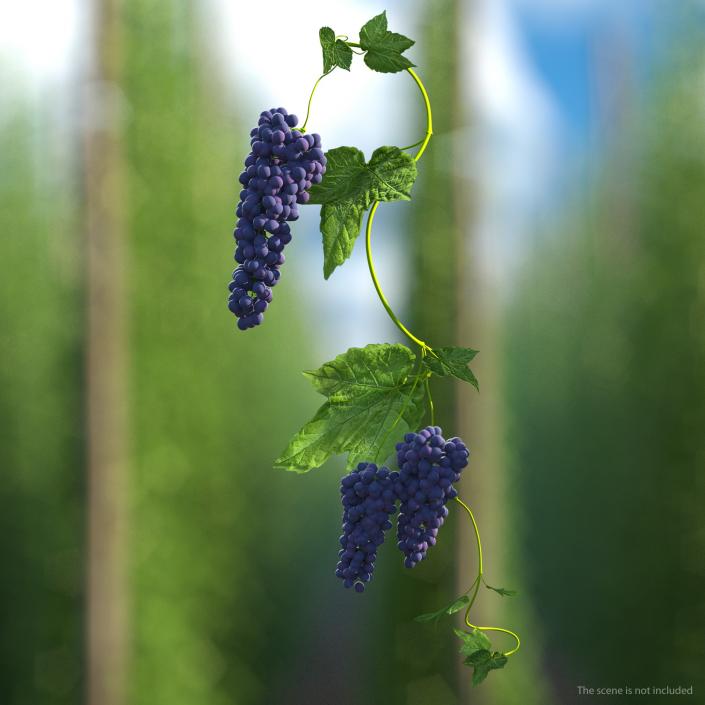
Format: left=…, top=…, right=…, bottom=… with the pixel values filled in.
left=335, top=427, right=470, bottom=592
left=335, top=463, right=398, bottom=593
left=228, top=108, right=326, bottom=330
left=394, top=426, right=469, bottom=568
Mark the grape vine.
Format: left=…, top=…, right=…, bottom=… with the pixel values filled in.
left=227, top=10, right=520, bottom=687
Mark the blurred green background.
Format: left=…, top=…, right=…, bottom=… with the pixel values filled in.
left=1, top=0, right=704, bottom=704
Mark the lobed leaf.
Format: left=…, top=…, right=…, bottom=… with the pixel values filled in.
left=464, top=649, right=508, bottom=686
left=318, top=200, right=367, bottom=280
left=319, top=26, right=353, bottom=73
left=359, top=11, right=415, bottom=74
left=424, top=346, right=480, bottom=390
left=308, top=147, right=367, bottom=205
left=275, top=344, right=425, bottom=472
left=366, top=146, right=418, bottom=200
left=454, top=627, right=492, bottom=657
left=445, top=595, right=471, bottom=615
left=309, top=146, right=417, bottom=278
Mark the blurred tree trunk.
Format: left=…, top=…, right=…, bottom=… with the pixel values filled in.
left=503, top=46, right=705, bottom=705
left=121, top=3, right=325, bottom=704
left=0, top=104, right=84, bottom=705
left=452, top=4, right=493, bottom=701
left=83, top=0, right=129, bottom=704
left=373, top=0, right=467, bottom=702
left=442, top=3, right=502, bottom=704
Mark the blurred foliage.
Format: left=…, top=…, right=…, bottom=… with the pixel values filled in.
left=0, top=102, right=84, bottom=704
left=504, top=52, right=705, bottom=705
left=121, top=2, right=350, bottom=705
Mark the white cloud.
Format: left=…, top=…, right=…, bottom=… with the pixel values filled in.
left=0, top=0, right=81, bottom=82
left=463, top=0, right=563, bottom=291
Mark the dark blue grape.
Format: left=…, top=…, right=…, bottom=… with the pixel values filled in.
left=227, top=108, right=326, bottom=330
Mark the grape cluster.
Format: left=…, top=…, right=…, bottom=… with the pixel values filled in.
left=393, top=426, right=469, bottom=568
left=334, top=428, right=471, bottom=592
left=228, top=108, right=326, bottom=330
left=335, top=463, right=398, bottom=592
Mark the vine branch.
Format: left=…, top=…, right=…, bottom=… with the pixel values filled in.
left=363, top=67, right=434, bottom=353
left=301, top=70, right=333, bottom=132
left=455, top=496, right=521, bottom=657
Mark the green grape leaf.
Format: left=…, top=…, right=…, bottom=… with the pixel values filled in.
left=424, top=346, right=480, bottom=390
left=362, top=145, right=419, bottom=200
left=275, top=344, right=425, bottom=472
left=445, top=595, right=471, bottom=615
left=317, top=200, right=367, bottom=279
left=309, top=146, right=416, bottom=205
left=309, top=146, right=417, bottom=279
left=308, top=146, right=366, bottom=204
left=415, top=595, right=470, bottom=623
left=465, top=649, right=490, bottom=663
left=453, top=627, right=492, bottom=657
left=464, top=650, right=508, bottom=686
left=319, top=27, right=353, bottom=73
left=485, top=584, right=518, bottom=598
left=359, top=11, right=415, bottom=73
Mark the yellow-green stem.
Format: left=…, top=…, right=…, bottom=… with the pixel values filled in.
left=455, top=496, right=521, bottom=656
left=406, top=67, right=433, bottom=162
left=301, top=71, right=332, bottom=132
left=363, top=67, right=434, bottom=350
left=341, top=38, right=520, bottom=663
left=365, top=203, right=428, bottom=348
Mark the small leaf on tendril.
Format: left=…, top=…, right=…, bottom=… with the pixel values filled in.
left=415, top=594, right=470, bottom=622
left=445, top=595, right=471, bottom=615
left=485, top=584, right=518, bottom=598
left=453, top=627, right=492, bottom=657
left=358, top=11, right=415, bottom=73
left=424, top=346, right=479, bottom=390
left=319, top=27, right=353, bottom=73
left=464, top=650, right=508, bottom=686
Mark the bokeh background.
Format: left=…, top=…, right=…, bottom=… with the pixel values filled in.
left=1, top=0, right=704, bottom=704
